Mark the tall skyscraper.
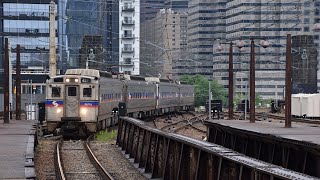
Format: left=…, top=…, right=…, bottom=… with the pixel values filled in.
left=66, top=0, right=99, bottom=67
left=140, top=9, right=188, bottom=78
left=98, top=0, right=119, bottom=70
left=140, top=0, right=166, bottom=22
left=0, top=0, right=62, bottom=90
left=292, top=35, right=318, bottom=94
left=301, top=0, right=320, bottom=92
left=188, top=0, right=227, bottom=77
left=213, top=0, right=302, bottom=99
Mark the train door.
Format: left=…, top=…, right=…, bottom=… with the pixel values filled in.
left=65, top=86, right=80, bottom=117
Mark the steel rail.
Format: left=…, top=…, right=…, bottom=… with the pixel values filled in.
left=231, top=111, right=320, bottom=125
left=54, top=139, right=66, bottom=180
left=172, top=119, right=206, bottom=133
left=85, top=135, right=114, bottom=180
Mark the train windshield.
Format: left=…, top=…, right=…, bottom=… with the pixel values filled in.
left=68, top=87, right=77, bottom=96
left=52, top=87, right=61, bottom=97
left=83, top=88, right=92, bottom=97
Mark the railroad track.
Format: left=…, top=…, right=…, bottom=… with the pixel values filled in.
left=232, top=111, right=320, bottom=125
left=159, top=113, right=207, bottom=133
left=54, top=136, right=114, bottom=180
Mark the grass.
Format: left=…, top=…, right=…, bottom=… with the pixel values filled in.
left=95, top=129, right=118, bottom=142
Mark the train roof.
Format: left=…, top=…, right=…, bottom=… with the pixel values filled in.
left=65, top=69, right=113, bottom=79
left=66, top=69, right=100, bottom=78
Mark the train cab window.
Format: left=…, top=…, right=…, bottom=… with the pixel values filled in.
left=83, top=88, right=92, bottom=97
left=52, top=87, right=61, bottom=97
left=68, top=87, right=77, bottom=96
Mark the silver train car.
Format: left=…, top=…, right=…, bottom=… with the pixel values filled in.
left=46, top=69, right=194, bottom=135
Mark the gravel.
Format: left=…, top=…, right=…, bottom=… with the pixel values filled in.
left=34, top=139, right=57, bottom=180
left=177, top=125, right=206, bottom=140
left=61, top=140, right=102, bottom=180
left=91, top=140, right=147, bottom=180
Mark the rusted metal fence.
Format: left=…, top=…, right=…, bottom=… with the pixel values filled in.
left=206, top=121, right=320, bottom=178
left=117, top=117, right=316, bottom=180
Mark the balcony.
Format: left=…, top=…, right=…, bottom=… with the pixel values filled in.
left=122, top=47, right=134, bottom=53
left=120, top=59, right=134, bottom=66
left=122, top=20, right=135, bottom=25
left=122, top=6, right=135, bottom=12
left=122, top=34, right=135, bottom=39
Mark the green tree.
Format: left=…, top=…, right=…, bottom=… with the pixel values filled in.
left=180, top=75, right=227, bottom=107
left=255, top=92, right=263, bottom=107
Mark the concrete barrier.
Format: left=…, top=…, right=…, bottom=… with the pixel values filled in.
left=25, top=124, right=38, bottom=179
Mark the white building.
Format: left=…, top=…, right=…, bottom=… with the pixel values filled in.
left=119, top=0, right=140, bottom=75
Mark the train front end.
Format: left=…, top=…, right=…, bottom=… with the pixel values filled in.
left=46, top=69, right=99, bottom=136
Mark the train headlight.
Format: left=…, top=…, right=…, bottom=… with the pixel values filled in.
left=66, top=78, right=70, bottom=82
left=75, top=79, right=79, bottom=82
left=81, top=108, right=88, bottom=115
left=56, top=108, right=62, bottom=113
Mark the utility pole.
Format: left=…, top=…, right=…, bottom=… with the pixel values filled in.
left=8, top=41, right=12, bottom=120
left=3, top=38, right=9, bottom=123
left=16, top=44, right=21, bottom=120
left=250, top=39, right=255, bottom=123
left=285, top=34, right=292, bottom=128
left=49, top=0, right=56, bottom=77
left=209, top=80, right=212, bottom=120
left=228, top=42, right=234, bottom=119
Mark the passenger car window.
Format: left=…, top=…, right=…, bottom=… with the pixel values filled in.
left=83, top=88, right=92, bottom=97
left=68, top=87, right=77, bottom=96
left=52, top=87, right=61, bottom=97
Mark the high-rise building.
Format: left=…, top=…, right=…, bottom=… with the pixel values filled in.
left=301, top=1, right=320, bottom=92
left=66, top=0, right=99, bottom=67
left=97, top=0, right=119, bottom=71
left=213, top=0, right=302, bottom=99
left=79, top=35, right=104, bottom=70
left=140, top=9, right=188, bottom=78
left=119, top=0, right=140, bottom=75
left=292, top=35, right=318, bottom=94
left=188, top=0, right=227, bottom=78
left=0, top=0, right=62, bottom=90
left=140, top=0, right=188, bottom=78
left=140, top=0, right=166, bottom=22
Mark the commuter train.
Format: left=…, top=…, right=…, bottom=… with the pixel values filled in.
left=45, top=69, right=194, bottom=135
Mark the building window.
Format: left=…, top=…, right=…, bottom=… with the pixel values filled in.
left=124, top=58, right=132, bottom=64
left=124, top=30, right=132, bottom=37
left=304, top=27, right=309, bottom=32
